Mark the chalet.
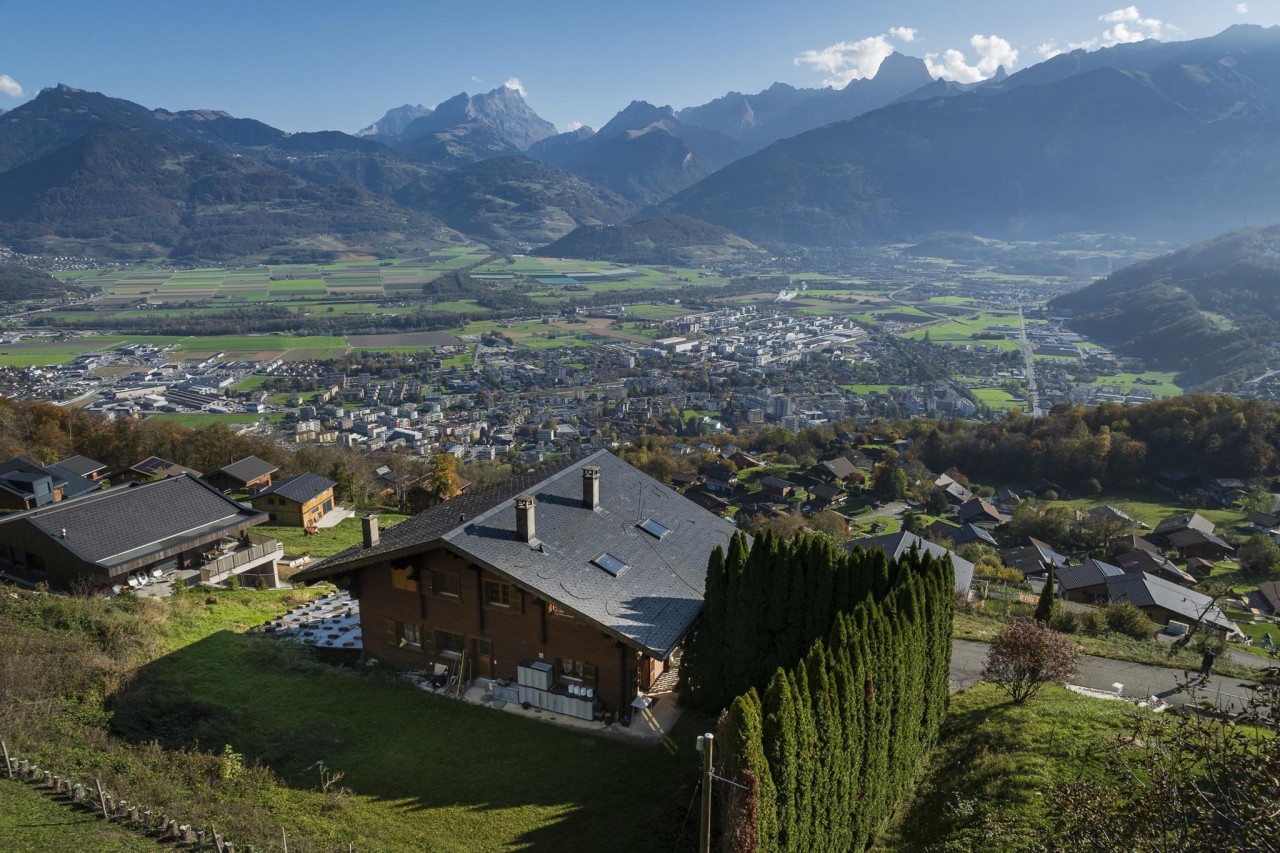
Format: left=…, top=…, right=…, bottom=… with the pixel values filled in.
left=811, top=457, right=863, bottom=484
left=760, top=476, right=796, bottom=500
left=1122, top=534, right=1161, bottom=554
left=1115, top=549, right=1197, bottom=587
left=1165, top=528, right=1235, bottom=561
left=1247, top=511, right=1280, bottom=534
left=1002, top=537, right=1070, bottom=578
left=921, top=521, right=997, bottom=549
left=0, top=475, right=278, bottom=591
left=205, top=456, right=278, bottom=494
left=701, top=464, right=738, bottom=495
left=809, top=483, right=845, bottom=510
left=956, top=497, right=1007, bottom=528
left=117, top=456, right=201, bottom=483
left=993, top=489, right=1021, bottom=513
left=1056, top=558, right=1124, bottom=605
left=670, top=471, right=702, bottom=489
left=1152, top=511, right=1214, bottom=542
left=1054, top=558, right=1126, bottom=604
left=1204, top=478, right=1247, bottom=507
left=933, top=474, right=974, bottom=507
left=1088, top=505, right=1139, bottom=527
left=294, top=452, right=740, bottom=722
left=0, top=456, right=99, bottom=511
left=1254, top=580, right=1280, bottom=616
left=685, top=491, right=730, bottom=515
left=729, top=451, right=763, bottom=470
left=55, top=455, right=108, bottom=482
left=847, top=531, right=974, bottom=598
left=1103, top=572, right=1240, bottom=638
left=1185, top=557, right=1216, bottom=578
left=249, top=473, right=336, bottom=528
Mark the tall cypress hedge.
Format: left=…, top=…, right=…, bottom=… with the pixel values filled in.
left=684, top=531, right=955, bottom=852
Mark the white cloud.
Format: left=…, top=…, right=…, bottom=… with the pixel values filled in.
left=1098, top=6, right=1169, bottom=46
left=1237, top=2, right=1248, bottom=13
left=470, top=75, right=483, bottom=84
left=794, top=27, right=917, bottom=87
left=502, top=76, right=527, bottom=97
left=924, top=34, right=1017, bottom=83
left=566, top=120, right=584, bottom=132
left=0, top=75, right=24, bottom=98
left=1037, top=41, right=1064, bottom=59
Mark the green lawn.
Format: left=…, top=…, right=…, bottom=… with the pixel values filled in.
left=0, top=779, right=157, bottom=852
left=259, top=514, right=409, bottom=559
left=1046, top=491, right=1243, bottom=530
left=882, top=683, right=1142, bottom=849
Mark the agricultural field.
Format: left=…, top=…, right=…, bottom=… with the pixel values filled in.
left=971, top=387, right=1028, bottom=412
left=904, top=311, right=1024, bottom=351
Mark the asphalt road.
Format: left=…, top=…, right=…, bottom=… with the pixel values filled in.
left=951, top=638, right=1266, bottom=713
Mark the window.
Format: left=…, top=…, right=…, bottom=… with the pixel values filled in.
left=546, top=602, right=574, bottom=620
left=399, top=622, right=422, bottom=648
left=591, top=552, right=629, bottom=577
left=484, top=580, right=514, bottom=608
left=557, top=657, right=598, bottom=689
left=435, top=630, right=465, bottom=656
left=638, top=518, right=672, bottom=540
left=430, top=570, right=460, bottom=598
left=390, top=565, right=418, bottom=592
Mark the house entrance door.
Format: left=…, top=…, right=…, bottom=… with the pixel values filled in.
left=475, top=638, right=494, bottom=679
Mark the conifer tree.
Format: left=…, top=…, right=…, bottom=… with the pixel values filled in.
left=1035, top=563, right=1056, bottom=623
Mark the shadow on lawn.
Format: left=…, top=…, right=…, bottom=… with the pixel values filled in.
left=109, top=630, right=702, bottom=851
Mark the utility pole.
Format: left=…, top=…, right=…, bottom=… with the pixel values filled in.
left=698, top=732, right=714, bottom=853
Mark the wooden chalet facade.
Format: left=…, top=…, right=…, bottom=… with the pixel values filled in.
left=297, top=451, right=740, bottom=721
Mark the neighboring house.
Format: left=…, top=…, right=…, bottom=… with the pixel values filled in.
left=1247, top=511, right=1280, bottom=534
left=117, top=456, right=201, bottom=483
left=811, top=457, right=863, bottom=484
left=1185, top=557, right=1216, bottom=578
left=1165, top=528, right=1235, bottom=561
left=670, top=471, right=702, bottom=489
left=760, top=476, right=796, bottom=500
left=1254, top=580, right=1280, bottom=616
left=685, top=491, right=730, bottom=515
left=1103, top=572, right=1241, bottom=637
left=294, top=451, right=740, bottom=722
left=249, top=473, right=337, bottom=528
left=1115, top=549, right=1198, bottom=587
left=809, top=483, right=845, bottom=510
left=701, top=464, right=738, bottom=495
left=205, top=456, right=278, bottom=494
left=1152, top=511, right=1215, bottom=541
left=56, top=455, right=108, bottom=482
left=0, top=474, right=277, bottom=590
left=0, top=456, right=99, bottom=511
left=1122, top=534, right=1161, bottom=554
left=1057, top=558, right=1125, bottom=605
left=934, top=474, right=974, bottom=507
left=993, top=489, right=1021, bottom=513
left=847, top=531, right=974, bottom=598
left=729, top=451, right=763, bottom=470
left=1002, top=537, right=1070, bottom=577
left=1088, top=505, right=1138, bottom=527
left=957, top=497, right=1007, bottom=528
left=1204, top=478, right=1247, bottom=507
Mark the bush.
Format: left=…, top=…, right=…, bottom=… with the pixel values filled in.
left=1104, top=602, right=1155, bottom=640
left=1076, top=607, right=1107, bottom=634
left=982, top=620, right=1080, bottom=704
left=1048, top=601, right=1078, bottom=634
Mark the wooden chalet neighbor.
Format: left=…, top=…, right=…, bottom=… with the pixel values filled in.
left=115, top=456, right=201, bottom=484
left=205, top=455, right=278, bottom=494
left=55, top=455, right=108, bottom=482
left=295, top=451, right=740, bottom=721
left=0, top=456, right=102, bottom=511
left=249, top=473, right=336, bottom=528
left=0, top=474, right=275, bottom=591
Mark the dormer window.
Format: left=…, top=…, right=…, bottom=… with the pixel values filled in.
left=638, top=518, right=671, bottom=540
left=591, top=552, right=629, bottom=577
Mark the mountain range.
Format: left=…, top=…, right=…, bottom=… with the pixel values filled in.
left=3, top=24, right=1280, bottom=261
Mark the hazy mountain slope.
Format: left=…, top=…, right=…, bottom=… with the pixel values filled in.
left=393, top=155, right=632, bottom=245
left=400, top=85, right=557, bottom=151
left=1052, top=225, right=1280, bottom=383
left=533, top=214, right=764, bottom=265
left=355, top=104, right=433, bottom=141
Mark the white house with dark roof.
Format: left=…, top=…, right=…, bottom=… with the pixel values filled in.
left=295, top=450, right=741, bottom=722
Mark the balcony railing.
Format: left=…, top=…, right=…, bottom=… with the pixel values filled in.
left=199, top=532, right=282, bottom=584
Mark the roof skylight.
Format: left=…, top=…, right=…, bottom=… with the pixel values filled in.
left=592, top=552, right=629, bottom=577
left=638, top=518, right=672, bottom=540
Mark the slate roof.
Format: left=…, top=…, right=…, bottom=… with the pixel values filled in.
left=1167, top=528, right=1234, bottom=552
left=254, top=472, right=336, bottom=504
left=1104, top=572, right=1239, bottom=634
left=46, top=463, right=101, bottom=500
left=0, top=456, right=67, bottom=505
left=1056, top=558, right=1124, bottom=593
left=214, top=455, right=278, bottom=484
left=56, top=455, right=107, bottom=478
left=128, top=456, right=201, bottom=479
left=1257, top=580, right=1280, bottom=614
left=0, top=474, right=265, bottom=573
left=957, top=497, right=1007, bottom=525
left=298, top=451, right=741, bottom=659
left=1153, top=512, right=1214, bottom=537
left=848, top=531, right=974, bottom=596
left=817, top=457, right=859, bottom=480
left=1116, top=549, right=1198, bottom=585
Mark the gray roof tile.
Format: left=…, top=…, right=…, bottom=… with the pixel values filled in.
left=255, top=472, right=336, bottom=504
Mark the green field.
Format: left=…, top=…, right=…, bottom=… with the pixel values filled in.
left=259, top=514, right=410, bottom=559
left=1090, top=372, right=1183, bottom=397
left=0, top=779, right=156, bottom=852
left=972, top=387, right=1028, bottom=412
left=905, top=312, right=1024, bottom=351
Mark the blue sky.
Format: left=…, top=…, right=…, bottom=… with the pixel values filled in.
left=0, top=1, right=1273, bottom=133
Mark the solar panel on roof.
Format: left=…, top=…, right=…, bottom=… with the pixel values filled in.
left=592, top=552, right=629, bottom=577
left=638, top=518, right=672, bottom=540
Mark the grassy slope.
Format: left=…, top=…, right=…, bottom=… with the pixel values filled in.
left=880, top=683, right=1140, bottom=850
left=0, top=779, right=159, bottom=852
left=1, top=588, right=698, bottom=853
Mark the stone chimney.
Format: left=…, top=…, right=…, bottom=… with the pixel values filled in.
left=582, top=465, right=600, bottom=510
left=362, top=514, right=380, bottom=549
left=515, top=495, right=536, bottom=542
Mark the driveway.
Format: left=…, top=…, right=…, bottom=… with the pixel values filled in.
left=951, top=639, right=1266, bottom=713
